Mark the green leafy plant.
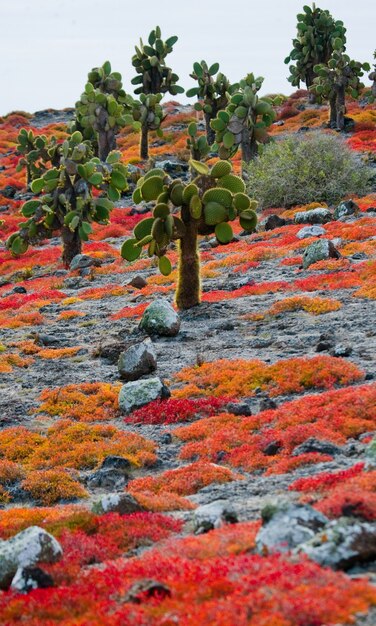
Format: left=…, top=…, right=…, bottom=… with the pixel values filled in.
left=16, top=129, right=60, bottom=186
left=245, top=132, right=371, bottom=208
left=74, top=61, right=135, bottom=160
left=210, top=74, right=276, bottom=165
left=285, top=3, right=347, bottom=98
left=186, top=61, right=234, bottom=144
left=121, top=160, right=258, bottom=309
left=131, top=26, right=184, bottom=159
left=7, top=131, right=128, bottom=266
left=311, top=46, right=370, bottom=129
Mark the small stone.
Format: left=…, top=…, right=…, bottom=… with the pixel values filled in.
left=302, top=239, right=341, bottom=269
left=331, top=344, right=353, bottom=357
left=334, top=200, right=359, bottom=220
left=296, top=225, right=326, bottom=239
left=118, top=377, right=169, bottom=414
left=12, top=286, right=27, bottom=294
left=139, top=299, right=180, bottom=337
left=118, top=339, right=157, bottom=381
left=128, top=275, right=147, bottom=289
left=93, top=492, right=144, bottom=515
left=263, top=441, right=282, bottom=456
left=101, top=456, right=132, bottom=472
left=294, top=208, right=332, bottom=225
left=122, top=579, right=171, bottom=603
left=87, top=468, right=128, bottom=490
left=256, top=502, right=328, bottom=554
left=226, top=402, right=252, bottom=416
left=292, top=438, right=342, bottom=456
left=0, top=526, right=62, bottom=590
left=194, top=500, right=238, bottom=534
left=160, top=433, right=172, bottom=445
left=263, top=215, right=286, bottom=231
left=259, top=398, right=277, bottom=411
left=11, top=566, right=54, bottom=593
left=297, top=519, right=376, bottom=570
left=69, top=254, right=100, bottom=271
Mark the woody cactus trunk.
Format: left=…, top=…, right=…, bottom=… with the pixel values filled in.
left=131, top=26, right=184, bottom=159
left=121, top=160, right=258, bottom=309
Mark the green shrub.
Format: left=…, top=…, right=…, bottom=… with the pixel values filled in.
left=245, top=132, right=372, bottom=208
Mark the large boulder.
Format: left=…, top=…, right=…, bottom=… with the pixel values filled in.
left=194, top=500, right=238, bottom=534
left=302, top=239, right=341, bottom=269
left=69, top=254, right=100, bottom=271
left=255, top=502, right=328, bottom=554
left=296, top=225, right=326, bottom=240
left=11, top=566, right=54, bottom=593
left=118, top=339, right=157, bottom=381
left=297, top=518, right=376, bottom=570
left=118, top=377, right=170, bottom=414
left=93, top=492, right=145, bottom=515
left=139, top=299, right=180, bottom=337
left=294, top=208, right=332, bottom=225
left=0, top=526, right=62, bottom=590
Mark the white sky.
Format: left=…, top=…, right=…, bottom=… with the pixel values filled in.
left=0, top=0, right=375, bottom=115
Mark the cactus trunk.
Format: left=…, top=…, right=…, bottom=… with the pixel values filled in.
left=241, top=128, right=258, bottom=165
left=176, top=218, right=200, bottom=310
left=204, top=109, right=216, bottom=145
left=98, top=129, right=116, bottom=161
left=329, top=95, right=337, bottom=128
left=336, top=86, right=346, bottom=130
left=62, top=226, right=82, bottom=267
left=140, top=122, right=149, bottom=159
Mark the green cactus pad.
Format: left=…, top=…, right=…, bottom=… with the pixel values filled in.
left=233, top=193, right=251, bottom=212
left=203, top=187, right=232, bottom=208
left=182, top=183, right=199, bottom=204
left=170, top=183, right=184, bottom=206
left=189, top=159, right=210, bottom=175
left=190, top=195, right=202, bottom=219
left=132, top=187, right=143, bottom=204
left=121, top=238, right=142, bottom=262
left=210, top=160, right=232, bottom=178
left=151, top=218, right=166, bottom=243
left=134, top=217, right=154, bottom=240
left=218, top=174, right=245, bottom=194
left=204, top=202, right=227, bottom=226
left=141, top=176, right=165, bottom=201
left=144, top=168, right=166, bottom=180
left=158, top=256, right=172, bottom=276
left=239, top=209, right=258, bottom=232
left=215, top=222, right=233, bottom=244
left=153, top=203, right=170, bottom=218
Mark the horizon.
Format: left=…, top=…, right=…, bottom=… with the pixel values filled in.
left=1, top=0, right=375, bottom=116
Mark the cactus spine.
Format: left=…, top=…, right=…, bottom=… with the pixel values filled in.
left=121, top=159, right=258, bottom=310
left=7, top=132, right=128, bottom=266
left=131, top=26, right=184, bottom=159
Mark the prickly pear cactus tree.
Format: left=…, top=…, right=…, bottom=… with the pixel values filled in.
left=121, top=160, right=258, bottom=310
left=131, top=26, right=184, bottom=159
left=186, top=61, right=234, bottom=144
left=211, top=74, right=276, bottom=166
left=311, top=46, right=370, bottom=130
left=368, top=50, right=376, bottom=101
left=285, top=3, right=347, bottom=98
left=7, top=131, right=128, bottom=266
left=186, top=122, right=210, bottom=172
left=16, top=129, right=60, bottom=186
left=74, top=61, right=135, bottom=161
left=128, top=93, right=165, bottom=160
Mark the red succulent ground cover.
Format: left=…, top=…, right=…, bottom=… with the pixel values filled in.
left=0, top=100, right=376, bottom=624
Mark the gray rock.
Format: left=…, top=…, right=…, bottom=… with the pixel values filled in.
left=93, top=492, right=145, bottom=515
left=296, top=225, right=326, bottom=239
left=226, top=402, right=252, bottom=416
left=256, top=502, right=328, bottom=554
left=194, top=499, right=238, bottom=534
left=118, top=377, right=169, bottom=414
left=292, top=438, right=343, bottom=457
left=294, top=208, right=332, bottom=225
left=263, top=215, right=286, bottom=231
left=331, top=343, right=353, bottom=357
left=118, top=339, right=157, bottom=381
left=101, top=456, right=132, bottom=472
left=302, top=239, right=341, bottom=269
left=139, top=299, right=180, bottom=337
left=87, top=468, right=128, bottom=490
left=0, top=526, right=62, bottom=590
left=69, top=254, right=100, bottom=271
left=11, top=566, right=54, bottom=593
left=128, top=275, right=147, bottom=289
left=297, top=518, right=376, bottom=570
left=334, top=200, right=359, bottom=220
left=365, top=438, right=376, bottom=468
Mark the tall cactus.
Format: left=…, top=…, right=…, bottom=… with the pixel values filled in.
left=186, top=61, right=234, bottom=144
left=16, top=129, right=60, bottom=186
left=285, top=3, right=347, bottom=100
left=311, top=44, right=370, bottom=130
left=131, top=26, right=184, bottom=159
left=186, top=122, right=210, bottom=174
left=74, top=61, right=135, bottom=161
left=210, top=74, right=276, bottom=166
left=7, top=132, right=128, bottom=266
left=121, top=159, right=258, bottom=310
left=368, top=50, right=376, bottom=101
